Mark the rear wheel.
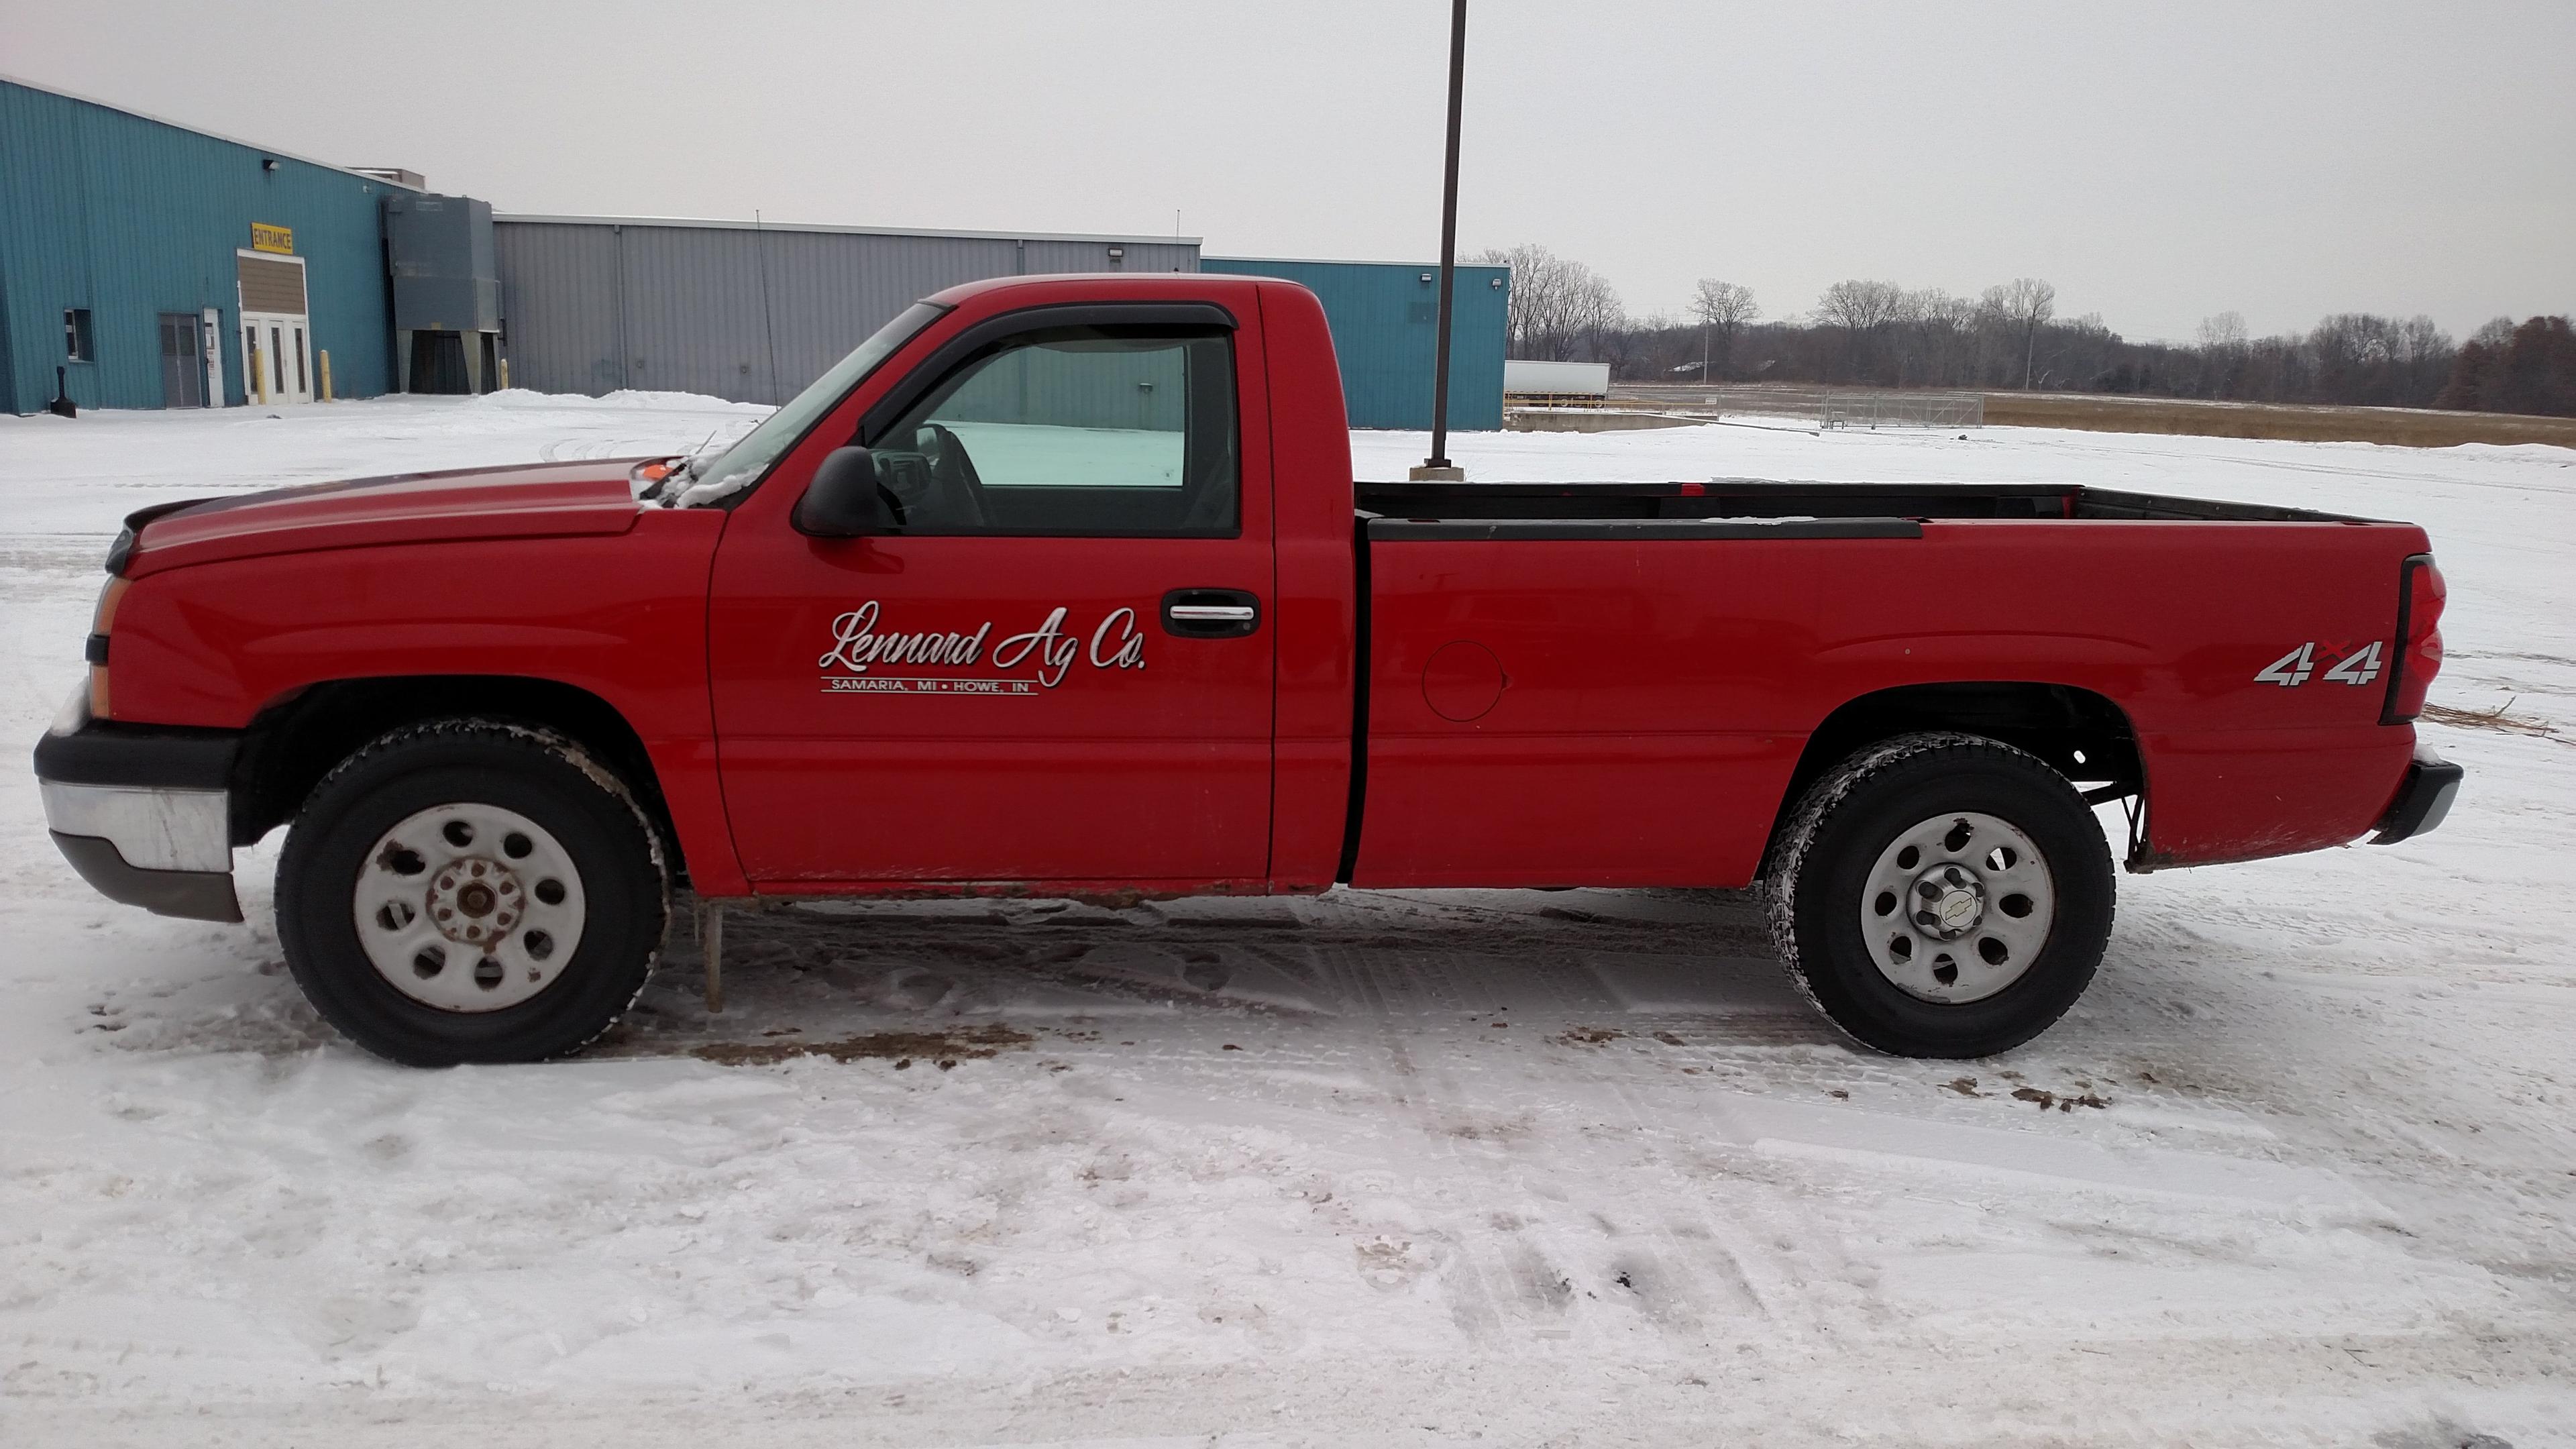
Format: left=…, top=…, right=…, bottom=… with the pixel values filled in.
left=1765, top=733, right=2112, bottom=1058
left=277, top=720, right=666, bottom=1065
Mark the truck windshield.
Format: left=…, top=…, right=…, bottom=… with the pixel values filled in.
left=671, top=301, right=949, bottom=506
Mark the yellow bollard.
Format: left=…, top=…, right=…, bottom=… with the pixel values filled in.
left=251, top=343, right=268, bottom=405
left=498, top=358, right=510, bottom=391
left=319, top=350, right=333, bottom=401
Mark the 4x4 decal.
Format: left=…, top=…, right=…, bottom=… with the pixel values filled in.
left=819, top=599, right=1146, bottom=694
left=2255, top=640, right=2382, bottom=688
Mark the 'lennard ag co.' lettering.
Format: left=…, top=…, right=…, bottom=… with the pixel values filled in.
left=821, top=600, right=1144, bottom=691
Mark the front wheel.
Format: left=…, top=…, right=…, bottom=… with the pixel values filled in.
left=1765, top=733, right=2113, bottom=1058
left=276, top=720, right=667, bottom=1065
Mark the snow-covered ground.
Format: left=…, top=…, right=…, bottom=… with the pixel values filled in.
left=3, top=396, right=2571, bottom=1448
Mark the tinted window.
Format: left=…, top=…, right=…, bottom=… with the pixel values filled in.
left=867, top=327, right=1236, bottom=537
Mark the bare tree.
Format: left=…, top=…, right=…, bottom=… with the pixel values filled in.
left=1814, top=280, right=1905, bottom=380
left=1689, top=280, right=1758, bottom=380
left=1814, top=279, right=1906, bottom=332
left=1569, top=269, right=1625, bottom=364
left=1473, top=244, right=1566, bottom=358
left=1517, top=264, right=2481, bottom=411
left=2045, top=311, right=2116, bottom=390
left=1892, top=288, right=1974, bottom=386
left=1984, top=277, right=2058, bottom=388
left=2194, top=312, right=2249, bottom=396
left=2394, top=315, right=2454, bottom=402
left=1472, top=243, right=1624, bottom=362
left=2196, top=311, right=2248, bottom=350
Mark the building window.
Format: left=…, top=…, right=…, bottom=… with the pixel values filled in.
left=64, top=309, right=94, bottom=362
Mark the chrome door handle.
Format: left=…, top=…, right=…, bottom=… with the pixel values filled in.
left=1161, top=588, right=1261, bottom=639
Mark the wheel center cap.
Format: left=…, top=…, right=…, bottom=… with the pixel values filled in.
left=428, top=857, right=524, bottom=947
left=1911, top=865, right=1986, bottom=941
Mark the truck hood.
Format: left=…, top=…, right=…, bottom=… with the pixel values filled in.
left=122, top=460, right=649, bottom=579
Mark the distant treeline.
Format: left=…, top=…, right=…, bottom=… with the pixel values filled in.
left=1478, top=244, right=2576, bottom=417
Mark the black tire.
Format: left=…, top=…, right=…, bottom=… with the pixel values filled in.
left=276, top=720, right=667, bottom=1065
left=1764, top=732, right=2112, bottom=1058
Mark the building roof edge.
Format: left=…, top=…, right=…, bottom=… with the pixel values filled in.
left=493, top=212, right=1201, bottom=247
left=0, top=72, right=427, bottom=192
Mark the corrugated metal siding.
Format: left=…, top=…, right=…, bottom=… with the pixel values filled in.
left=236, top=255, right=308, bottom=313
left=1020, top=238, right=1197, bottom=276
left=0, top=244, right=17, bottom=409
left=385, top=193, right=500, bottom=333
left=1201, top=257, right=1509, bottom=430
left=493, top=220, right=1202, bottom=405
left=0, top=78, right=405, bottom=413
left=492, top=223, right=625, bottom=395
left=938, top=339, right=1193, bottom=432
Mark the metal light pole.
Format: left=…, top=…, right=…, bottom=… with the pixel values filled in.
left=1413, top=0, right=1469, bottom=482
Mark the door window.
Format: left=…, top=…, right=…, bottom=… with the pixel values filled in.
left=293, top=327, right=307, bottom=392
left=866, top=327, right=1236, bottom=537
left=270, top=327, right=285, bottom=394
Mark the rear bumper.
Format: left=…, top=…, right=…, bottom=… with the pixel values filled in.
left=32, top=696, right=244, bottom=922
left=2369, top=746, right=2463, bottom=846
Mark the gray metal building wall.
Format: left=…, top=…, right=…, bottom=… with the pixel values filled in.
left=938, top=339, right=1197, bottom=433
left=492, top=216, right=1199, bottom=404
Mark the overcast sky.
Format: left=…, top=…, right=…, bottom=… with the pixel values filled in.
left=10, top=0, right=2571, bottom=343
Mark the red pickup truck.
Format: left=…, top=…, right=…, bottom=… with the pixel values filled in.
left=36, top=273, right=2458, bottom=1065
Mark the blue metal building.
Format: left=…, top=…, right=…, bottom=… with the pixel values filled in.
left=0, top=77, right=415, bottom=414
left=1202, top=256, right=1508, bottom=430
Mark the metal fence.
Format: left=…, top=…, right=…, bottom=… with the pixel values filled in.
left=1820, top=392, right=1986, bottom=429
left=1607, top=384, right=1986, bottom=428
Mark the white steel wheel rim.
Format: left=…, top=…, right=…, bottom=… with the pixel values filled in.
left=1859, top=811, right=2055, bottom=1004
left=352, top=802, right=588, bottom=1013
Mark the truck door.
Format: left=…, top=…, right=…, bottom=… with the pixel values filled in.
left=706, top=309, right=1274, bottom=887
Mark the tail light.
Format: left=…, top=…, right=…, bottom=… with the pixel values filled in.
left=87, top=575, right=128, bottom=719
left=2380, top=554, right=2444, bottom=724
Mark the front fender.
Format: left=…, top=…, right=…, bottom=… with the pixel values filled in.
left=101, top=511, right=743, bottom=893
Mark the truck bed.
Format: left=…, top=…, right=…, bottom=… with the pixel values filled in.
left=1353, top=478, right=2377, bottom=529
left=1342, top=476, right=2424, bottom=890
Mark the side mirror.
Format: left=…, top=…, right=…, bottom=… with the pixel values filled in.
left=792, top=447, right=888, bottom=537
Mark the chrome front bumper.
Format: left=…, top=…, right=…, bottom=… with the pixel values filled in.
left=33, top=694, right=243, bottom=922
left=39, top=780, right=231, bottom=871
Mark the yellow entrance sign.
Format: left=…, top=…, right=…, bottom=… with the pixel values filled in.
left=250, top=223, right=294, bottom=254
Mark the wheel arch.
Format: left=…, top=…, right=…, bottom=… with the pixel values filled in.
left=1766, top=682, right=2143, bottom=872
left=231, top=675, right=688, bottom=883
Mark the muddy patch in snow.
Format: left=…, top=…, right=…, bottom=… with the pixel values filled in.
left=687, top=1022, right=1032, bottom=1068
left=2010, top=1085, right=2111, bottom=1112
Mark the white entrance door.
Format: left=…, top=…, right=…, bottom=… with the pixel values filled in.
left=235, top=252, right=314, bottom=406
left=237, top=313, right=314, bottom=405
